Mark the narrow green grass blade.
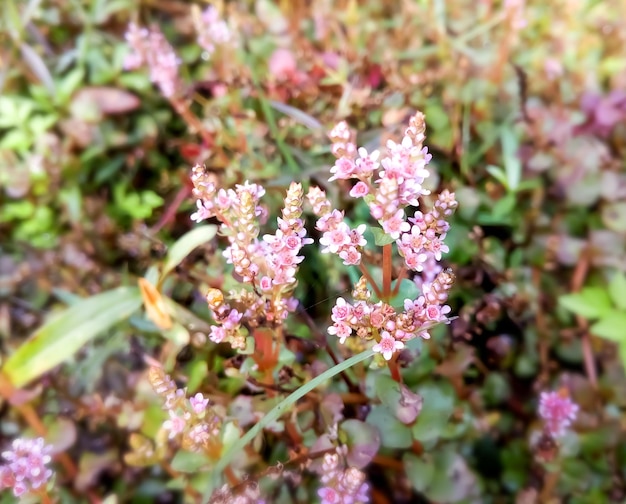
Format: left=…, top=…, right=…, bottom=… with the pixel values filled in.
left=3, top=286, right=142, bottom=387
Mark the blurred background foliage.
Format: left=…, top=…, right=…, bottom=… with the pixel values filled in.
left=1, top=0, right=626, bottom=502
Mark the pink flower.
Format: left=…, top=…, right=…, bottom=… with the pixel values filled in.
left=318, top=486, right=341, bottom=504
left=269, top=48, right=297, bottom=76
left=191, top=200, right=214, bottom=222
left=0, top=438, right=53, bottom=497
left=163, top=410, right=188, bottom=439
left=320, top=223, right=351, bottom=254
left=189, top=393, right=209, bottom=414
left=349, top=181, right=370, bottom=198
left=539, top=390, right=579, bottom=437
left=373, top=332, right=405, bottom=360
left=329, top=157, right=357, bottom=181
left=349, top=225, right=367, bottom=247
left=259, top=276, right=273, bottom=291
left=209, top=326, right=226, bottom=343
left=339, top=247, right=362, bottom=265
left=331, top=298, right=352, bottom=323
left=381, top=209, right=410, bottom=240
left=197, top=5, right=233, bottom=55
left=355, top=147, right=380, bottom=178
left=223, top=309, right=242, bottom=330
left=328, top=322, right=352, bottom=344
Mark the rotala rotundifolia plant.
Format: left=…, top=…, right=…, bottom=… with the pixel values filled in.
left=188, top=111, right=458, bottom=501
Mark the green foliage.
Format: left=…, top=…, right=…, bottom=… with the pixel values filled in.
left=2, top=0, right=626, bottom=501
left=559, top=273, right=626, bottom=368
left=3, top=287, right=142, bottom=387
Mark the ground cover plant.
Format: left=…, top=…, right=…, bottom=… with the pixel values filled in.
left=1, top=0, right=626, bottom=502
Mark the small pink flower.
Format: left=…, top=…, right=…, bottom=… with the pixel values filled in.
left=539, top=390, right=579, bottom=437
left=349, top=224, right=367, bottom=247
left=163, top=410, right=188, bottom=439
left=331, top=298, right=352, bottom=323
left=328, top=322, right=352, bottom=344
left=329, top=157, right=357, bottom=181
left=329, top=121, right=351, bottom=142
left=259, top=276, right=273, bottom=291
left=355, top=147, right=380, bottom=177
left=339, top=247, right=362, bottom=265
left=223, top=309, right=242, bottom=330
left=369, top=308, right=385, bottom=328
left=209, top=326, right=226, bottom=343
left=425, top=305, right=442, bottom=321
left=320, top=223, right=351, bottom=254
left=269, top=48, right=297, bottom=76
left=189, top=393, right=209, bottom=414
left=349, top=181, right=370, bottom=198
left=373, top=332, right=405, bottom=360
left=0, top=438, right=54, bottom=497
left=318, top=486, right=341, bottom=504
left=381, top=209, right=410, bottom=240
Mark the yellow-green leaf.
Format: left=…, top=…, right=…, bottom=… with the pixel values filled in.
left=160, top=225, right=218, bottom=282
left=2, top=286, right=142, bottom=387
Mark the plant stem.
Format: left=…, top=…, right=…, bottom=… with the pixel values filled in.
left=202, top=348, right=375, bottom=502
left=171, top=98, right=213, bottom=147
left=382, top=243, right=392, bottom=300
left=359, top=263, right=383, bottom=299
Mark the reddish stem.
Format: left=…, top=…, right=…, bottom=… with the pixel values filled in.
left=382, top=243, right=392, bottom=300
left=388, top=353, right=402, bottom=383
left=358, top=263, right=383, bottom=299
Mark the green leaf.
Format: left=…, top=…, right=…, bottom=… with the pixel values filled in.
left=559, top=287, right=613, bottom=320
left=160, top=225, right=218, bottom=282
left=404, top=453, right=435, bottom=492
left=171, top=450, right=210, bottom=473
left=590, top=312, right=626, bottom=342
left=340, top=419, right=380, bottom=468
left=608, top=273, right=626, bottom=311
left=411, top=384, right=455, bottom=443
left=20, top=43, right=55, bottom=95
left=389, top=279, right=421, bottom=310
left=501, top=128, right=521, bottom=192
left=371, top=227, right=395, bottom=246
left=374, top=374, right=403, bottom=410
left=2, top=287, right=142, bottom=387
left=367, top=405, right=413, bottom=448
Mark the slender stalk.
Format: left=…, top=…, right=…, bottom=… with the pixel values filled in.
left=171, top=98, right=213, bottom=147
left=358, top=263, right=383, bottom=299
left=382, top=243, right=392, bottom=300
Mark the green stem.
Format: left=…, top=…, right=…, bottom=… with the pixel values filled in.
left=202, top=348, right=375, bottom=501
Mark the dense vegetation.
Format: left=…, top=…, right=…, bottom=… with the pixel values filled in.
left=1, top=1, right=626, bottom=502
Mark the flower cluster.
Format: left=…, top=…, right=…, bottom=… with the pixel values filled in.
left=191, top=166, right=312, bottom=346
left=307, top=187, right=368, bottom=266
left=195, top=5, right=234, bottom=56
left=148, top=367, right=223, bottom=456
left=325, top=271, right=453, bottom=360
left=326, top=113, right=436, bottom=240
left=317, top=451, right=369, bottom=504
left=538, top=389, right=579, bottom=438
left=0, top=437, right=54, bottom=497
left=124, top=23, right=181, bottom=98
left=316, top=113, right=457, bottom=360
